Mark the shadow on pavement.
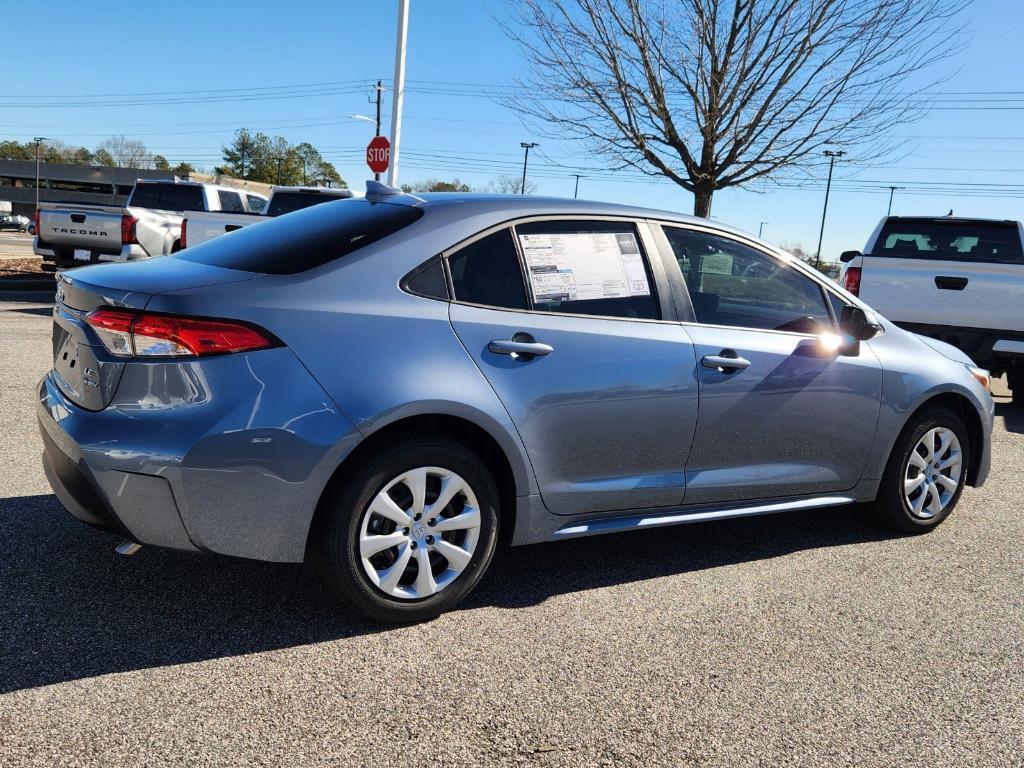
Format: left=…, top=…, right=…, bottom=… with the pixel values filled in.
left=994, top=402, right=1023, bottom=434
left=1, top=492, right=894, bottom=693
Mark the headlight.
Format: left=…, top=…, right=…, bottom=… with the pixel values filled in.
left=967, top=365, right=991, bottom=393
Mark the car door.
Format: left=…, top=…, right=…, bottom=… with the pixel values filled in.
left=447, top=218, right=698, bottom=516
left=654, top=223, right=883, bottom=505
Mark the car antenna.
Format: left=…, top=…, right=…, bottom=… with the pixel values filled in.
left=365, top=179, right=402, bottom=200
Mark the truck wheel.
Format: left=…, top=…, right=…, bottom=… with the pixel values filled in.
left=314, top=437, right=500, bottom=623
left=873, top=407, right=969, bottom=534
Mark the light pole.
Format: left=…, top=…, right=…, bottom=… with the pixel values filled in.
left=887, top=186, right=903, bottom=216
left=758, top=221, right=769, bottom=238
left=573, top=174, right=581, bottom=199
left=387, top=0, right=410, bottom=188
left=814, top=149, right=845, bottom=271
left=520, top=142, right=538, bottom=194
left=33, top=137, right=48, bottom=211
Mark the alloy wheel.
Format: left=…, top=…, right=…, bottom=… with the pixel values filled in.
left=903, top=427, right=963, bottom=520
left=357, top=466, right=481, bottom=600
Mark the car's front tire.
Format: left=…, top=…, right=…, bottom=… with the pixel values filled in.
left=874, top=407, right=970, bottom=533
left=314, top=437, right=500, bottom=623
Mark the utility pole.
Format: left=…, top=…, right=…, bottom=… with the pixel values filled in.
left=573, top=174, right=581, bottom=199
left=387, top=0, right=410, bottom=188
left=277, top=155, right=284, bottom=185
left=758, top=221, right=769, bottom=238
left=814, top=149, right=845, bottom=271
left=33, top=137, right=48, bottom=211
left=520, top=142, right=538, bottom=194
left=887, top=186, right=903, bottom=216
left=375, top=80, right=383, bottom=182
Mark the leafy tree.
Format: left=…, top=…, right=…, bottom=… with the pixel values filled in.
left=0, top=140, right=31, bottom=160
left=221, top=128, right=261, bottom=178
left=44, top=139, right=75, bottom=163
left=94, top=149, right=116, bottom=167
left=172, top=162, right=195, bottom=175
left=220, top=130, right=346, bottom=187
left=401, top=178, right=473, bottom=193
left=153, top=155, right=170, bottom=171
left=507, top=0, right=969, bottom=217
left=72, top=147, right=94, bottom=165
left=292, top=142, right=346, bottom=188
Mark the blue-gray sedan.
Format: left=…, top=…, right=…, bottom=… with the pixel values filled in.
left=38, top=187, right=994, bottom=622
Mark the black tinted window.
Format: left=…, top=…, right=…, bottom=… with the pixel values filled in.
left=448, top=229, right=528, bottom=309
left=664, top=227, right=831, bottom=333
left=246, top=194, right=266, bottom=213
left=218, top=190, right=244, bottom=212
left=514, top=220, right=658, bottom=320
left=267, top=191, right=351, bottom=217
left=872, top=219, right=1023, bottom=263
left=175, top=199, right=423, bottom=274
left=129, top=183, right=205, bottom=212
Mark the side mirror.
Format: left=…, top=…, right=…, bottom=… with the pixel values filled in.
left=838, top=306, right=881, bottom=355
left=839, top=250, right=861, bottom=263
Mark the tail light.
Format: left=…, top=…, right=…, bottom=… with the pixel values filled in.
left=843, top=266, right=861, bottom=296
left=180, top=219, right=187, bottom=249
left=85, top=308, right=278, bottom=358
left=33, top=208, right=40, bottom=235
left=121, top=214, right=138, bottom=245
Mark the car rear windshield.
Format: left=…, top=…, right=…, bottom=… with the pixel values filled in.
left=266, top=191, right=349, bottom=217
left=871, top=219, right=1023, bottom=263
left=174, top=199, right=423, bottom=274
left=129, top=183, right=206, bottom=212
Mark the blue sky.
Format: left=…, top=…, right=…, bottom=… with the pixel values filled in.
left=5, top=0, right=1022, bottom=261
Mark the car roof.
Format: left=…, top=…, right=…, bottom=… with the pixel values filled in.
left=380, top=191, right=755, bottom=240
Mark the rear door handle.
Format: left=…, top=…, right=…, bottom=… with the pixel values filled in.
left=935, top=275, right=968, bottom=290
left=488, top=338, right=554, bottom=359
left=702, top=351, right=751, bottom=372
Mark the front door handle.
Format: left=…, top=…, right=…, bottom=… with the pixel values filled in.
left=488, top=337, right=554, bottom=359
left=702, top=351, right=751, bottom=372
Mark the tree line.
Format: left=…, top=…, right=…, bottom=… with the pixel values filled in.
left=0, top=136, right=195, bottom=175
left=217, top=129, right=345, bottom=187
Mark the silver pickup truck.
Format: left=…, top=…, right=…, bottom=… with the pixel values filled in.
left=34, top=180, right=267, bottom=269
left=181, top=186, right=352, bottom=248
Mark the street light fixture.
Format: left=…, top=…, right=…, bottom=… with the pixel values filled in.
left=758, top=221, right=769, bottom=238
left=33, top=137, right=48, bottom=212
left=814, top=149, right=845, bottom=271
left=520, top=142, right=539, bottom=195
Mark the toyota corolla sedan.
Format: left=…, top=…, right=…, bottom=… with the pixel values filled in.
left=38, top=185, right=994, bottom=622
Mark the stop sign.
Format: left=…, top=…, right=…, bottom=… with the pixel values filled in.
left=366, top=135, right=390, bottom=174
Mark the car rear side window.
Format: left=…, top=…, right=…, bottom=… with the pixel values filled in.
left=218, top=190, right=244, bottom=212
left=663, top=226, right=832, bottom=334
left=246, top=194, right=267, bottom=213
left=129, top=183, right=206, bottom=212
left=174, top=199, right=423, bottom=274
left=447, top=228, right=529, bottom=310
left=872, top=219, right=1024, bottom=263
left=513, top=220, right=659, bottom=320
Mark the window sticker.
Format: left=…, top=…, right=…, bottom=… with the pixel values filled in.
left=700, top=252, right=734, bottom=275
left=518, top=231, right=651, bottom=303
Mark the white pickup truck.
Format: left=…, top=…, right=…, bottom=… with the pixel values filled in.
left=181, top=186, right=353, bottom=248
left=33, top=180, right=267, bottom=269
left=840, top=215, right=1024, bottom=404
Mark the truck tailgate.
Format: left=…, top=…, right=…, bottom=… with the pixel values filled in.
left=39, top=206, right=122, bottom=256
left=860, top=257, right=1024, bottom=333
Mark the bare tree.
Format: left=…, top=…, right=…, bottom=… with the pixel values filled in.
left=97, top=135, right=151, bottom=169
left=505, top=0, right=969, bottom=217
left=488, top=174, right=538, bottom=194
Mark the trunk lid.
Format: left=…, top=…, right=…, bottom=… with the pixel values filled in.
left=50, top=259, right=257, bottom=410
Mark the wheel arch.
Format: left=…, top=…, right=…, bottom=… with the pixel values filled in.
left=889, top=391, right=985, bottom=486
left=305, top=412, right=523, bottom=560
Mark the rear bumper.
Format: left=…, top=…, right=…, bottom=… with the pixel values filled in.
left=38, top=376, right=199, bottom=551
left=35, top=346, right=362, bottom=563
left=895, top=321, right=1024, bottom=373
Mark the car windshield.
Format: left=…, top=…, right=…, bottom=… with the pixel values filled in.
left=872, top=219, right=1023, bottom=263
left=174, top=199, right=423, bottom=274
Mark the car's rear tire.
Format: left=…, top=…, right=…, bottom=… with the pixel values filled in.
left=314, top=437, right=500, bottom=623
left=873, top=407, right=970, bottom=534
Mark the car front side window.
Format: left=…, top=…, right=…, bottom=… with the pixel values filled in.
left=663, top=226, right=832, bottom=334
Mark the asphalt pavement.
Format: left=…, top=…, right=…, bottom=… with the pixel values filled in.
left=1, top=296, right=1022, bottom=767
